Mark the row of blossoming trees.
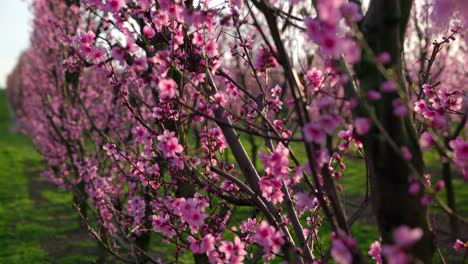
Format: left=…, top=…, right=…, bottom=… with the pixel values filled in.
left=6, top=0, right=468, bottom=263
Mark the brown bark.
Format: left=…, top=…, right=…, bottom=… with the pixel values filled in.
left=442, top=160, right=459, bottom=240
left=353, top=0, right=435, bottom=262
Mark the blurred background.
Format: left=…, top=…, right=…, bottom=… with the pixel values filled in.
left=0, top=0, right=30, bottom=89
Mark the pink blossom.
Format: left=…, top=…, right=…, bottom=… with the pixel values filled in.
left=103, top=143, right=117, bottom=156
left=143, top=25, right=155, bottom=38
left=377, top=52, right=391, bottom=64
left=253, top=221, right=285, bottom=258
left=400, top=146, right=412, bottom=161
left=260, top=143, right=290, bottom=180
left=367, top=91, right=382, bottom=101
left=240, top=218, right=257, bottom=234
left=342, top=39, right=361, bottom=64
left=380, top=81, right=397, bottom=93
left=435, top=180, right=445, bottom=192
left=255, top=47, right=278, bottom=72
left=106, top=0, right=125, bottom=13
left=303, top=122, right=326, bottom=144
left=393, top=225, right=423, bottom=248
left=420, top=195, right=431, bottom=207
left=341, top=2, right=362, bottom=22
left=259, top=178, right=283, bottom=204
left=152, top=214, right=175, bottom=236
left=368, top=241, right=383, bottom=264
left=413, top=100, right=428, bottom=114
left=381, top=246, right=410, bottom=264
left=393, top=100, right=408, bottom=117
left=331, top=237, right=352, bottom=264
left=271, top=85, right=281, bottom=97
left=320, top=33, right=343, bottom=59
left=158, top=78, right=178, bottom=100
left=453, top=239, right=466, bottom=251
left=354, top=118, right=371, bottom=136
left=218, top=237, right=247, bottom=263
left=157, top=130, right=183, bottom=158
left=317, top=0, right=345, bottom=24
left=408, top=182, right=420, bottom=196
left=304, top=17, right=322, bottom=43
left=306, top=68, right=323, bottom=91
left=424, top=174, right=432, bottom=187
left=419, top=132, right=434, bottom=151
left=293, top=192, right=317, bottom=216
left=449, top=137, right=468, bottom=181
left=319, top=114, right=340, bottom=135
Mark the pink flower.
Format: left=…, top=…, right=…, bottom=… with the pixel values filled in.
left=408, top=182, right=420, bottom=196
left=331, top=238, right=352, bottom=264
left=342, top=39, right=361, bottom=64
left=253, top=221, right=284, bottom=258
left=354, top=118, right=371, bottom=136
left=143, top=25, right=155, bottom=38
left=103, top=143, right=117, bottom=156
left=133, top=126, right=150, bottom=144
left=393, top=100, right=408, bottom=117
left=381, top=246, right=410, bottom=264
left=228, top=0, right=243, bottom=9
left=413, top=100, right=427, bottom=114
left=218, top=241, right=234, bottom=260
left=393, top=225, right=423, bottom=248
left=341, top=2, right=362, bottom=22
left=106, top=0, right=125, bottom=13
left=320, top=33, right=343, bottom=59
left=424, top=174, right=432, bottom=187
left=317, top=0, right=345, bottom=24
left=271, top=85, right=282, bottom=97
left=319, top=114, right=340, bottom=135
left=380, top=81, right=397, bottom=93
left=303, top=122, right=326, bottom=144
left=400, top=146, right=412, bottom=161
left=188, top=236, right=202, bottom=254
left=192, top=32, right=204, bottom=46
left=367, top=91, right=382, bottom=101
left=420, top=195, right=431, bottom=207
left=306, top=67, right=323, bottom=91
left=200, top=234, right=216, bottom=253
left=293, top=192, right=318, bottom=216
left=453, top=239, right=466, bottom=251
left=239, top=218, right=257, bottom=235
left=157, top=130, right=183, bottom=158
left=304, top=17, right=322, bottom=43
left=377, top=52, right=391, bottom=64
left=255, top=47, right=278, bottom=72
left=419, top=132, right=434, bottom=151
left=158, top=78, right=178, bottom=100
left=152, top=214, right=175, bottom=236
left=259, top=178, right=283, bottom=204
left=449, top=137, right=468, bottom=181
left=435, top=180, right=445, bottom=192
left=368, top=241, right=383, bottom=264
left=260, top=143, right=290, bottom=180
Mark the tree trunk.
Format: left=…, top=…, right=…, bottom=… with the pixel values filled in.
left=442, top=160, right=458, bottom=240
left=352, top=0, right=435, bottom=262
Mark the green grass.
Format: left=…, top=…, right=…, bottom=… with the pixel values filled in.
left=0, top=89, right=98, bottom=263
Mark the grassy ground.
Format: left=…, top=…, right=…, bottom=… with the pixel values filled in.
left=0, top=89, right=99, bottom=263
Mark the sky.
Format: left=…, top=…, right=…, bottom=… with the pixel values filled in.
left=0, top=0, right=31, bottom=88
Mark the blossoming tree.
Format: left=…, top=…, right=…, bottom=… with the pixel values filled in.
left=6, top=0, right=468, bottom=263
